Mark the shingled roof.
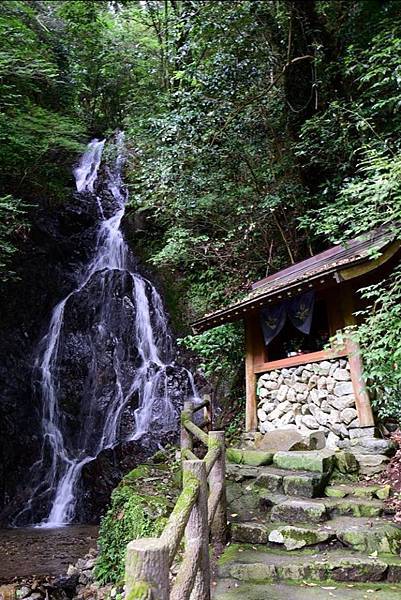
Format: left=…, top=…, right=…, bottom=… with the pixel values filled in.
left=191, top=227, right=400, bottom=333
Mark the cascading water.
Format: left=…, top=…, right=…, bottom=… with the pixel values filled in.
left=15, top=134, right=198, bottom=527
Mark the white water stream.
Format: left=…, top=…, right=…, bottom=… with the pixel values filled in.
left=16, top=135, right=198, bottom=527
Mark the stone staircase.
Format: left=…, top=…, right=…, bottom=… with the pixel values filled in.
left=214, top=449, right=401, bottom=599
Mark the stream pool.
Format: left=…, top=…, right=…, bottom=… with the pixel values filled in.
left=0, top=525, right=98, bottom=582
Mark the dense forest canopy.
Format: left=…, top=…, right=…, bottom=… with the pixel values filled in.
left=1, top=0, right=401, bottom=420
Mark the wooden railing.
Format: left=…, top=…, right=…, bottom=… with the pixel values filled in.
left=125, top=399, right=227, bottom=600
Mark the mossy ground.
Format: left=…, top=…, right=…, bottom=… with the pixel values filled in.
left=95, top=449, right=181, bottom=585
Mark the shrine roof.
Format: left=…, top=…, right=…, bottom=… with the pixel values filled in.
left=191, top=226, right=399, bottom=333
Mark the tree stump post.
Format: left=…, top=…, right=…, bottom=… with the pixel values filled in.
left=125, top=537, right=169, bottom=600
left=184, top=460, right=210, bottom=600
left=208, top=430, right=228, bottom=544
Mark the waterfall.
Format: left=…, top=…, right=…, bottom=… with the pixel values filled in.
left=15, top=134, right=198, bottom=527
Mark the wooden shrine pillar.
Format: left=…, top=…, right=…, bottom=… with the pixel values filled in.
left=340, top=284, right=374, bottom=427
left=346, top=337, right=375, bottom=427
left=245, top=315, right=257, bottom=432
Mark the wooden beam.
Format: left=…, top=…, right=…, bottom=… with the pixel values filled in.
left=253, top=347, right=347, bottom=374
left=345, top=337, right=375, bottom=427
left=245, top=316, right=257, bottom=432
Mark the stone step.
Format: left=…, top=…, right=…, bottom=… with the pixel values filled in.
left=325, top=483, right=392, bottom=500
left=259, top=493, right=386, bottom=521
left=255, top=466, right=329, bottom=498
left=218, top=545, right=401, bottom=584
left=231, top=517, right=401, bottom=555
left=213, top=580, right=401, bottom=600
left=270, top=498, right=328, bottom=523
left=272, top=450, right=336, bottom=473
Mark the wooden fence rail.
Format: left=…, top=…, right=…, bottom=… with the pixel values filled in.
left=125, top=399, right=227, bottom=600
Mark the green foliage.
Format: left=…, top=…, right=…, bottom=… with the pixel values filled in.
left=3, top=0, right=401, bottom=419
left=95, top=484, right=168, bottom=585
left=0, top=194, right=27, bottom=280
left=180, top=323, right=243, bottom=379
left=354, top=267, right=401, bottom=420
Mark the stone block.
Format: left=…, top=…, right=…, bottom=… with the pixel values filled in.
left=258, top=387, right=269, bottom=398
left=333, top=368, right=351, bottom=381
left=334, top=382, right=354, bottom=396
left=301, top=415, right=319, bottom=429
left=255, top=469, right=283, bottom=492
left=277, top=385, right=289, bottom=402
left=271, top=499, right=327, bottom=523
left=337, top=521, right=401, bottom=554
left=351, top=437, right=396, bottom=456
left=349, top=426, right=377, bottom=439
left=283, top=472, right=326, bottom=498
left=340, top=407, right=357, bottom=424
left=257, top=408, right=267, bottom=421
left=335, top=451, right=359, bottom=473
left=231, top=522, right=269, bottom=544
left=273, top=449, right=335, bottom=473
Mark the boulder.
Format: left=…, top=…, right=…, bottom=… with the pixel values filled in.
left=351, top=437, right=396, bottom=456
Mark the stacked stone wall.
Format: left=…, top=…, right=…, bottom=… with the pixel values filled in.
left=257, top=358, right=359, bottom=448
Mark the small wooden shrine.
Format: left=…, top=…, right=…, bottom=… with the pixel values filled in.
left=192, top=228, right=400, bottom=445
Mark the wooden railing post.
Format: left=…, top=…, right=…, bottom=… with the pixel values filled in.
left=183, top=460, right=210, bottom=600
left=125, top=538, right=169, bottom=600
left=208, top=431, right=227, bottom=544
left=181, top=400, right=194, bottom=456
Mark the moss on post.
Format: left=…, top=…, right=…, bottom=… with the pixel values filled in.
left=125, top=538, right=169, bottom=600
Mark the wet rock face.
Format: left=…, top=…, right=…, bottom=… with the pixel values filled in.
left=0, top=168, right=191, bottom=525
left=0, top=195, right=101, bottom=523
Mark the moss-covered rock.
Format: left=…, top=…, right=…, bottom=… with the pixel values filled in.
left=376, top=484, right=392, bottom=499
left=325, top=497, right=383, bottom=518
left=335, top=451, right=359, bottom=474
left=226, top=448, right=274, bottom=466
left=282, top=472, right=326, bottom=498
left=268, top=525, right=332, bottom=550
left=338, top=522, right=401, bottom=554
left=325, top=485, right=349, bottom=498
left=273, top=450, right=335, bottom=473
